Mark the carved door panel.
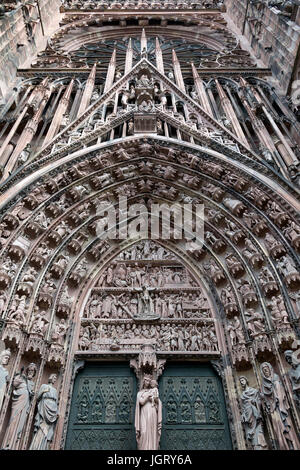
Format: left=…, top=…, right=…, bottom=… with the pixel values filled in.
left=159, top=362, right=232, bottom=450
left=65, top=362, right=137, bottom=450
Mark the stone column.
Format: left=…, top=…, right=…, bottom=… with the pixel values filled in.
left=125, top=38, right=133, bottom=74
left=140, top=28, right=147, bottom=53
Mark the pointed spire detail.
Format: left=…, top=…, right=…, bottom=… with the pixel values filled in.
left=155, top=37, right=164, bottom=75
left=77, top=63, right=97, bottom=117
left=44, top=79, right=74, bottom=145
left=191, top=62, right=213, bottom=115
left=104, top=49, right=116, bottom=93
left=215, top=78, right=249, bottom=147
left=141, top=28, right=147, bottom=53
left=125, top=38, right=133, bottom=74
left=172, top=49, right=185, bottom=92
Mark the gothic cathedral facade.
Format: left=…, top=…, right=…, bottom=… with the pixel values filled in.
left=0, top=0, right=299, bottom=451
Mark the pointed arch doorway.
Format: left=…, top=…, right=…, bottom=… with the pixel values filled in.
left=63, top=237, right=233, bottom=450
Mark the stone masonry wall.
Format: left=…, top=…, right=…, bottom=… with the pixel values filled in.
left=0, top=1, right=61, bottom=102
left=225, top=0, right=300, bottom=95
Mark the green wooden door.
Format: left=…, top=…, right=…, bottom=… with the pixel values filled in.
left=159, top=362, right=232, bottom=450
left=65, top=362, right=137, bottom=450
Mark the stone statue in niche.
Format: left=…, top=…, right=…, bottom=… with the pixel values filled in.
left=30, top=308, right=49, bottom=335
left=1, top=258, right=17, bottom=278
left=277, top=255, right=298, bottom=278
left=33, top=211, right=49, bottom=229
left=263, top=232, right=285, bottom=257
left=2, top=363, right=37, bottom=449
left=204, top=260, right=225, bottom=284
left=220, top=286, right=234, bottom=306
left=85, top=295, right=101, bottom=319
left=227, top=317, right=245, bottom=346
left=283, top=221, right=300, bottom=249
left=20, top=267, right=37, bottom=289
left=190, top=87, right=199, bottom=101
left=239, top=376, right=267, bottom=450
left=267, top=201, right=288, bottom=226
left=242, top=210, right=266, bottom=233
left=137, top=74, right=152, bottom=88
left=135, top=375, right=162, bottom=450
left=51, top=319, right=68, bottom=346
left=35, top=242, right=52, bottom=259
left=78, top=325, right=93, bottom=351
left=268, top=296, right=290, bottom=329
left=40, top=275, right=57, bottom=296
left=243, top=239, right=263, bottom=263
left=245, top=309, right=265, bottom=336
left=260, top=362, right=298, bottom=450
left=113, top=263, right=128, bottom=287
left=7, top=295, right=27, bottom=329
left=0, top=221, right=10, bottom=246
left=29, top=374, right=59, bottom=450
left=0, top=348, right=11, bottom=411
left=258, top=266, right=275, bottom=285
left=284, top=350, right=300, bottom=409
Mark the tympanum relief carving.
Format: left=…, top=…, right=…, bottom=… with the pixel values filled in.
left=78, top=241, right=219, bottom=355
